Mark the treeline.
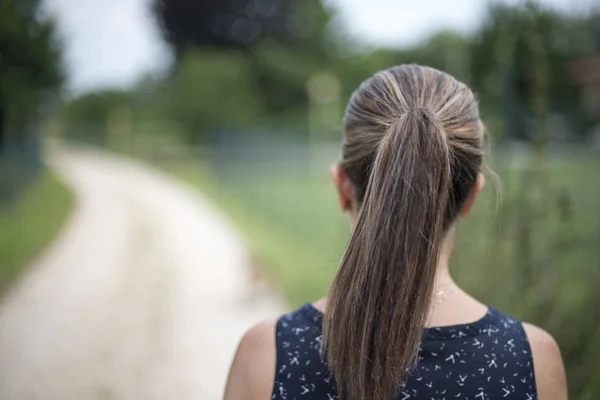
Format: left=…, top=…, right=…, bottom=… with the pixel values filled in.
left=58, top=1, right=600, bottom=146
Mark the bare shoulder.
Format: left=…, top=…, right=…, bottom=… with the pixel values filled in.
left=223, top=319, right=278, bottom=400
left=523, top=323, right=568, bottom=400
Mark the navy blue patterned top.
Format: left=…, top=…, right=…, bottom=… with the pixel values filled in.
left=272, top=304, right=537, bottom=400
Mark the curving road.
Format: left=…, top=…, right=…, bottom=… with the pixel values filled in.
left=0, top=146, right=283, bottom=400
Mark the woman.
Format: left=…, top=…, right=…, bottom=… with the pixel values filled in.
left=224, top=65, right=567, bottom=400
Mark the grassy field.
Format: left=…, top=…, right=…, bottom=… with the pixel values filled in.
left=0, top=170, right=74, bottom=295
left=170, top=160, right=346, bottom=306
left=162, top=146, right=599, bottom=398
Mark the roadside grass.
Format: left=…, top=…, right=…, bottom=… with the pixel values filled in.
left=0, top=170, right=74, bottom=295
left=165, top=154, right=599, bottom=307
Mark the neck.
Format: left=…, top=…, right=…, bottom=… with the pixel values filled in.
left=434, top=229, right=455, bottom=288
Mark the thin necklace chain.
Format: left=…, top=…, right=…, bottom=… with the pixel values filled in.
left=432, top=282, right=456, bottom=308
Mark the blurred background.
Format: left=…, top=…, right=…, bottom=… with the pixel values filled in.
left=1, top=0, right=599, bottom=398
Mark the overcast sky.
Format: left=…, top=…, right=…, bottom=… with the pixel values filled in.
left=44, top=0, right=598, bottom=94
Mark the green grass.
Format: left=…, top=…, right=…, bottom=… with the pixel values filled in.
left=0, top=170, right=74, bottom=294
left=168, top=155, right=599, bottom=306
left=164, top=150, right=600, bottom=399
left=170, top=162, right=347, bottom=305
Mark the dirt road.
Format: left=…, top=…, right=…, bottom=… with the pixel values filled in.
left=0, top=146, right=283, bottom=400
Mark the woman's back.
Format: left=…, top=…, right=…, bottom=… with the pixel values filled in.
left=273, top=304, right=536, bottom=400
left=223, top=65, right=566, bottom=400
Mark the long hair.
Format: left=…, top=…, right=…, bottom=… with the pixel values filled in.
left=322, top=65, right=484, bottom=400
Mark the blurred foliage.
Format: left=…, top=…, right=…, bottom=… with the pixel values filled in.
left=58, top=91, right=132, bottom=145
left=0, top=0, right=62, bottom=132
left=154, top=0, right=334, bottom=134
left=470, top=3, right=600, bottom=142
left=60, top=2, right=600, bottom=146
left=153, top=0, right=331, bottom=59
left=162, top=51, right=264, bottom=141
left=0, top=0, right=63, bottom=202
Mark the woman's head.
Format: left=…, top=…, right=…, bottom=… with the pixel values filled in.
left=333, top=64, right=484, bottom=222
left=323, top=65, right=485, bottom=400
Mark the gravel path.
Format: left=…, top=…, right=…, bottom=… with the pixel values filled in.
left=0, top=146, right=283, bottom=400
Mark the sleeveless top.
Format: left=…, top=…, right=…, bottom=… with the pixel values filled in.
left=272, top=304, right=537, bottom=400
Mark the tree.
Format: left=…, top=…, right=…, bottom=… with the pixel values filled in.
left=0, top=0, right=63, bottom=201
left=469, top=2, right=599, bottom=142
left=161, top=51, right=264, bottom=142
left=0, top=0, right=63, bottom=141
left=59, top=90, right=132, bottom=145
left=153, top=0, right=330, bottom=60
left=152, top=0, right=334, bottom=141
